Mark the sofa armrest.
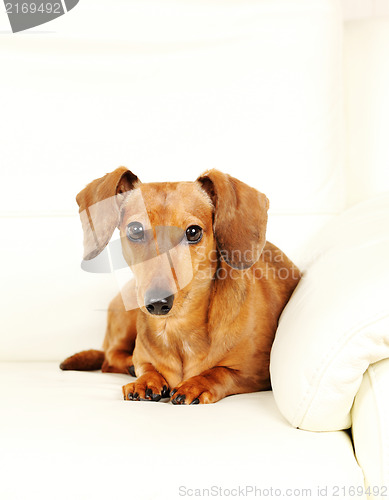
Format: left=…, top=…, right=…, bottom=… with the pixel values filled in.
left=270, top=193, right=389, bottom=431
left=352, top=358, right=389, bottom=498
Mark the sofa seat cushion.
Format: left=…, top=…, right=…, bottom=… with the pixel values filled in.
left=0, top=362, right=364, bottom=500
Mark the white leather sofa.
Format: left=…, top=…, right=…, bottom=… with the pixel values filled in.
left=1, top=1, right=388, bottom=499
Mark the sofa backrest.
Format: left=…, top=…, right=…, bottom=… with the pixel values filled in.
left=343, top=17, right=389, bottom=207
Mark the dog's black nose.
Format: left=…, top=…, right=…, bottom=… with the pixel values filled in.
left=144, top=290, right=174, bottom=315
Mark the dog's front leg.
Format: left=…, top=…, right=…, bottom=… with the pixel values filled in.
left=122, top=364, right=170, bottom=402
left=170, top=366, right=255, bottom=405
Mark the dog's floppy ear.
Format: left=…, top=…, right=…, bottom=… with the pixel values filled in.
left=76, top=167, right=140, bottom=260
left=197, top=169, right=269, bottom=269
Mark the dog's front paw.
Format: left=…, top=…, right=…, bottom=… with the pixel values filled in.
left=122, top=373, right=170, bottom=402
left=170, top=376, right=218, bottom=405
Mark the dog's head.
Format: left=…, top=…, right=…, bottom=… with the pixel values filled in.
left=76, top=168, right=269, bottom=317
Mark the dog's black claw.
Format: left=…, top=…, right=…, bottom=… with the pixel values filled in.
left=151, top=393, right=162, bottom=402
left=190, top=398, right=200, bottom=405
left=145, top=388, right=152, bottom=399
left=161, top=385, right=170, bottom=398
left=170, top=388, right=177, bottom=398
left=128, top=365, right=136, bottom=377
left=172, top=394, right=186, bottom=405
left=127, top=392, right=133, bottom=400
left=133, top=392, right=139, bottom=400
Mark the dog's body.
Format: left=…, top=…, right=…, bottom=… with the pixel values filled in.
left=61, top=168, right=300, bottom=404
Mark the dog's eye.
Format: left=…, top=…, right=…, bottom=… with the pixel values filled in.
left=126, top=221, right=145, bottom=242
left=186, top=225, right=203, bottom=243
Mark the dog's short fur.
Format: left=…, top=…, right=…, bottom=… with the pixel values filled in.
left=60, top=168, right=300, bottom=404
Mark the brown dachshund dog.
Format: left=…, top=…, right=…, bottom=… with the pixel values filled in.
left=60, top=168, right=300, bottom=404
